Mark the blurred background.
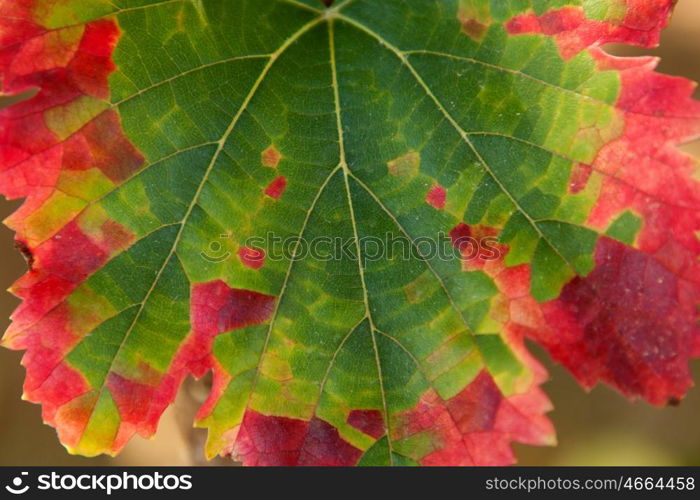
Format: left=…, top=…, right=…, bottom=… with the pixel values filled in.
left=1, top=1, right=699, bottom=466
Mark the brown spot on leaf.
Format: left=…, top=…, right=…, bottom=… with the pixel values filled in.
left=460, top=17, right=489, bottom=40
left=14, top=239, right=34, bottom=270
left=176, top=8, right=186, bottom=32
left=404, top=273, right=432, bottom=304
left=404, top=283, right=421, bottom=304
left=387, top=151, right=420, bottom=177
left=457, top=3, right=491, bottom=41
left=262, top=145, right=282, bottom=168
left=98, top=219, right=135, bottom=253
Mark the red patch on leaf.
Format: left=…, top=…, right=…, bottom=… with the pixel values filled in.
left=499, top=1, right=700, bottom=406
left=297, top=417, right=363, bottom=466
left=505, top=2, right=675, bottom=59
left=200, top=281, right=275, bottom=328
left=0, top=5, right=161, bottom=453
left=5, top=219, right=134, bottom=345
left=188, top=281, right=275, bottom=369
left=1, top=3, right=142, bottom=352
left=7, top=275, right=79, bottom=345
left=393, top=371, right=553, bottom=466
left=264, top=175, right=287, bottom=200
left=446, top=372, right=501, bottom=433
left=238, top=247, right=266, bottom=270
left=27, top=360, right=90, bottom=429
left=347, top=409, right=385, bottom=439
left=586, top=50, right=700, bottom=277
left=101, top=281, right=278, bottom=453
left=54, top=391, right=97, bottom=449
left=425, top=184, right=446, bottom=209
left=449, top=223, right=504, bottom=270
left=538, top=238, right=698, bottom=405
left=449, top=223, right=472, bottom=250
left=232, top=411, right=362, bottom=466
left=35, top=222, right=107, bottom=281
left=232, top=411, right=308, bottom=466
left=76, top=111, right=145, bottom=182
left=568, top=163, right=592, bottom=194
left=0, top=18, right=142, bottom=239
left=107, top=372, right=157, bottom=429
left=572, top=48, right=700, bottom=403
left=10, top=301, right=95, bottom=447
left=474, top=235, right=699, bottom=406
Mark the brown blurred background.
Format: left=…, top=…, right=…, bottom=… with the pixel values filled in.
left=1, top=2, right=700, bottom=466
